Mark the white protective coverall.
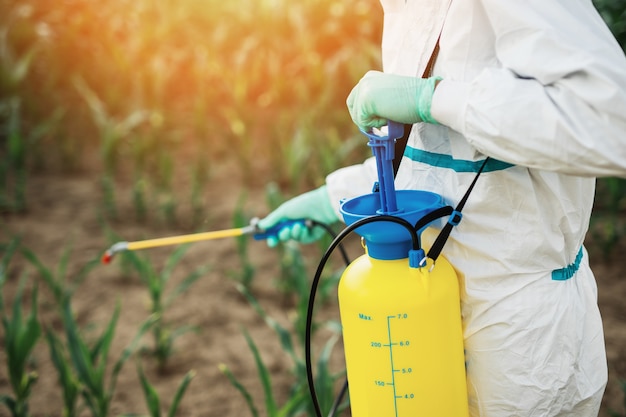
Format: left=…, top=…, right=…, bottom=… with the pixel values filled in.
left=326, top=0, right=626, bottom=415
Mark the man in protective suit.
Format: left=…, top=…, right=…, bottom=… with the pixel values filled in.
left=259, top=0, right=626, bottom=415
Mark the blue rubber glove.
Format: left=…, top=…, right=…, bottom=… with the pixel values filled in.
left=258, top=185, right=339, bottom=247
left=346, top=70, right=442, bottom=130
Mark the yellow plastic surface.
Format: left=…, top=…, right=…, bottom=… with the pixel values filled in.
left=126, top=228, right=245, bottom=251
left=338, top=254, right=469, bottom=417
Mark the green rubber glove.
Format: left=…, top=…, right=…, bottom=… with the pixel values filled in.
left=346, top=70, right=442, bottom=130
left=258, top=185, right=339, bottom=247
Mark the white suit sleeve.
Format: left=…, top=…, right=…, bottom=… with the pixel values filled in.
left=431, top=0, right=626, bottom=178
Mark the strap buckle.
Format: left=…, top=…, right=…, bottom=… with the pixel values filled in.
left=448, top=210, right=463, bottom=226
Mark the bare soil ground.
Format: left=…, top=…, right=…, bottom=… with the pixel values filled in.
left=1, top=160, right=625, bottom=417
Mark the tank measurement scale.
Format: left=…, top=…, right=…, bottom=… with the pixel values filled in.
left=381, top=313, right=414, bottom=416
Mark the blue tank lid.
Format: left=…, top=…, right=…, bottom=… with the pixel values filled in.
left=340, top=190, right=443, bottom=260
left=340, top=122, right=443, bottom=260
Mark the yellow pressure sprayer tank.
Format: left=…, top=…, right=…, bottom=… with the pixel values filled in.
left=337, top=122, right=469, bottom=417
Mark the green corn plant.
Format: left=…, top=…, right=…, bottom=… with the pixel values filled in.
left=221, top=284, right=345, bottom=417
left=45, top=330, right=81, bottom=417
left=134, top=364, right=195, bottom=417
left=117, top=242, right=209, bottom=371
left=0, top=98, right=26, bottom=213
left=61, top=298, right=120, bottom=417
left=0, top=91, right=64, bottom=213
left=0, top=6, right=40, bottom=213
left=59, top=297, right=153, bottom=417
left=0, top=96, right=63, bottom=213
left=219, top=328, right=307, bottom=417
left=130, top=173, right=149, bottom=223
left=20, top=244, right=100, bottom=306
left=0, top=270, right=41, bottom=417
left=73, top=75, right=149, bottom=219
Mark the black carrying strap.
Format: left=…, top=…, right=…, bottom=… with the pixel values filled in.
left=426, top=157, right=490, bottom=262
left=393, top=124, right=413, bottom=176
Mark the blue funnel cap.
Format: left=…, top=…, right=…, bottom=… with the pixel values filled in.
left=340, top=190, right=444, bottom=260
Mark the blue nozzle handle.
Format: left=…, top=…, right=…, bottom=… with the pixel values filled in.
left=359, top=121, right=404, bottom=214
left=252, top=219, right=308, bottom=240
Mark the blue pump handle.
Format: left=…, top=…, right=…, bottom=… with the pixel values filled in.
left=252, top=219, right=308, bottom=240
left=359, top=121, right=405, bottom=215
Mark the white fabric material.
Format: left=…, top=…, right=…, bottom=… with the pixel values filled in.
left=327, top=0, right=626, bottom=415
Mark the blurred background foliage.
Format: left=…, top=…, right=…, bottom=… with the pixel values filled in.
left=0, top=0, right=381, bottom=216
left=0, top=0, right=624, bottom=244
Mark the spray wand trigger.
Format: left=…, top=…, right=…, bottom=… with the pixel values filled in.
left=252, top=219, right=309, bottom=241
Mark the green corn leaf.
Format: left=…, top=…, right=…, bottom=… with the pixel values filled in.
left=237, top=285, right=297, bottom=362
left=276, top=389, right=307, bottom=417
left=9, top=45, right=39, bottom=86
left=55, top=246, right=73, bottom=285
left=21, top=372, right=38, bottom=404
left=8, top=129, right=24, bottom=167
left=167, top=324, right=199, bottom=343
left=17, top=284, right=41, bottom=371
left=93, top=303, right=122, bottom=398
left=9, top=279, right=25, bottom=338
left=8, top=278, right=40, bottom=395
left=149, top=278, right=162, bottom=308
left=137, top=365, right=161, bottom=417
left=314, top=332, right=341, bottom=414
left=45, top=331, right=80, bottom=417
left=91, top=300, right=120, bottom=368
left=72, top=76, right=109, bottom=130
left=242, top=329, right=278, bottom=417
left=162, top=243, right=191, bottom=280
left=166, top=370, right=195, bottom=417
left=0, top=238, right=20, bottom=272
left=0, top=395, right=16, bottom=414
left=116, top=110, right=149, bottom=137
left=122, top=250, right=157, bottom=287
left=62, top=300, right=99, bottom=394
left=165, top=265, right=209, bottom=308
left=110, top=313, right=158, bottom=392
left=218, top=364, right=259, bottom=417
left=20, top=247, right=64, bottom=303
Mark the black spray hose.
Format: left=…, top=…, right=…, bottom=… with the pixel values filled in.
left=305, top=215, right=420, bottom=417
left=307, top=219, right=351, bottom=268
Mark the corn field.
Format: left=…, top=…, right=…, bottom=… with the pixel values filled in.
left=1, top=0, right=625, bottom=416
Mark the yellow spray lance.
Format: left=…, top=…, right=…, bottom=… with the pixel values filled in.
left=101, top=218, right=307, bottom=264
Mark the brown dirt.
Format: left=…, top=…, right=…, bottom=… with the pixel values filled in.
left=0, top=160, right=625, bottom=417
